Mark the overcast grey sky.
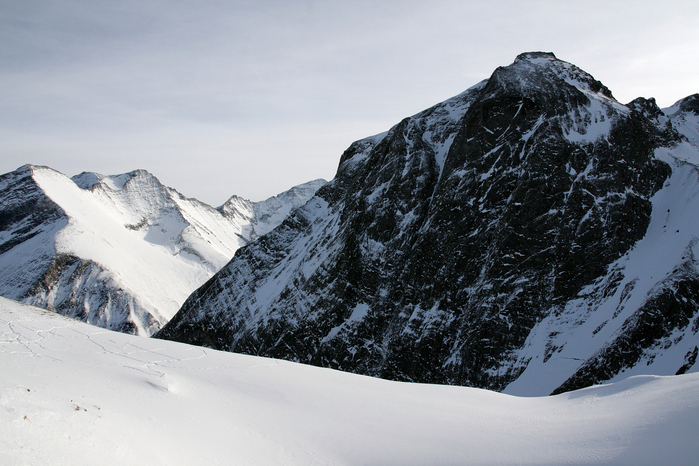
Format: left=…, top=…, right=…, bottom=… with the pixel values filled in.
left=2, top=0, right=698, bottom=205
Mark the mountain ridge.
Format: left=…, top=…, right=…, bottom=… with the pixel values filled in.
left=0, top=164, right=325, bottom=335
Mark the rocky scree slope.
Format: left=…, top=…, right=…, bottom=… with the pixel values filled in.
left=156, top=53, right=699, bottom=395
left=0, top=166, right=324, bottom=336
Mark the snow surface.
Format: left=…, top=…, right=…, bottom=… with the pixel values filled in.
left=321, top=303, right=369, bottom=343
left=2, top=297, right=699, bottom=466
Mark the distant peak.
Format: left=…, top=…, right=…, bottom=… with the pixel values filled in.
left=105, top=169, right=159, bottom=190
left=128, top=169, right=152, bottom=177
left=285, top=178, right=327, bottom=193
left=221, top=194, right=252, bottom=205
left=22, top=164, right=53, bottom=172
left=71, top=171, right=104, bottom=189
left=71, top=169, right=159, bottom=191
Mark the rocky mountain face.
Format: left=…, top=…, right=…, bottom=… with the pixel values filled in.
left=0, top=166, right=324, bottom=336
left=155, top=52, right=699, bottom=395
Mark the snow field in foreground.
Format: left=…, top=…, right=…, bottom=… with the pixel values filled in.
left=1, top=296, right=698, bottom=466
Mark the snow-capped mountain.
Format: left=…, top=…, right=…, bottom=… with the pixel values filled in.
left=3, top=297, right=699, bottom=465
left=0, top=165, right=324, bottom=336
left=156, top=52, right=699, bottom=395
left=218, top=180, right=329, bottom=242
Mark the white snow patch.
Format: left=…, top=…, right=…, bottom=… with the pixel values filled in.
left=563, top=97, right=615, bottom=143
left=321, top=303, right=370, bottom=343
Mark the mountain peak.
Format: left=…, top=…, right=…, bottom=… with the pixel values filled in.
left=485, top=51, right=615, bottom=103
left=156, top=52, right=698, bottom=396
left=218, top=178, right=327, bottom=241
left=514, top=51, right=557, bottom=62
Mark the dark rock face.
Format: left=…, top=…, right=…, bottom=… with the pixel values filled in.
left=0, top=166, right=68, bottom=299
left=25, top=253, right=161, bottom=335
left=156, top=53, right=698, bottom=394
left=0, top=166, right=65, bottom=256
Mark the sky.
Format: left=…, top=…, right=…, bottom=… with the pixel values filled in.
left=1, top=1, right=698, bottom=206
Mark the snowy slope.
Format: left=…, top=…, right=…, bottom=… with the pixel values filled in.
left=0, top=166, right=324, bottom=335
left=3, top=297, right=699, bottom=466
